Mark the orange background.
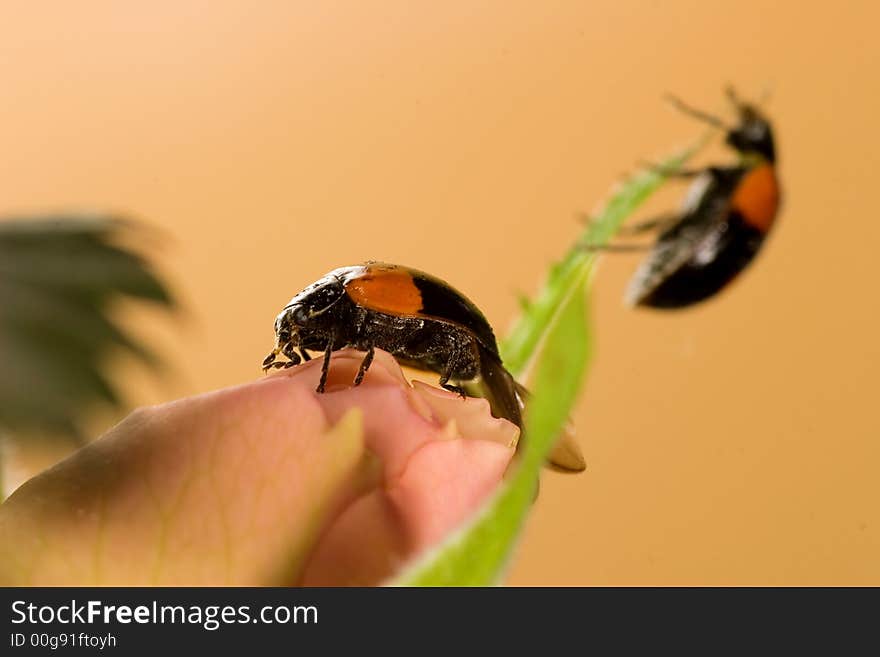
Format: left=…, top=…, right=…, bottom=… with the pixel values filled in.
left=2, top=2, right=878, bottom=584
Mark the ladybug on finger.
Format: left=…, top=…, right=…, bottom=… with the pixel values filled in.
left=599, top=87, right=781, bottom=308
left=261, top=261, right=586, bottom=472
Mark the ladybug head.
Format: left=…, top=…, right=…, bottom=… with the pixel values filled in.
left=666, top=88, right=776, bottom=164
left=725, top=92, right=776, bottom=163
left=276, top=271, right=347, bottom=342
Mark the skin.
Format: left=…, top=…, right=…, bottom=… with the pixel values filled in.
left=0, top=350, right=516, bottom=586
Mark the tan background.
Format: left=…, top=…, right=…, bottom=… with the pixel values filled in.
left=2, top=1, right=878, bottom=584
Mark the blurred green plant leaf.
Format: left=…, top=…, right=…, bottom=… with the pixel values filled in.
left=0, top=216, right=175, bottom=439
left=394, top=146, right=695, bottom=586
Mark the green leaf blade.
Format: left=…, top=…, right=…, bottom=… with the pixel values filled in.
left=0, top=215, right=175, bottom=439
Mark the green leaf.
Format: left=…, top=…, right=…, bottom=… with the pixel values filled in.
left=393, top=145, right=696, bottom=586
left=0, top=216, right=175, bottom=439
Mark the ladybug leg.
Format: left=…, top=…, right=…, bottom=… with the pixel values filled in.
left=261, top=351, right=277, bottom=371
left=580, top=211, right=679, bottom=235
left=441, top=381, right=466, bottom=397
left=316, top=336, right=334, bottom=393
left=353, top=345, right=375, bottom=387
left=618, top=212, right=680, bottom=236
left=263, top=342, right=303, bottom=372
left=282, top=342, right=302, bottom=367
left=582, top=242, right=652, bottom=253
left=439, top=352, right=466, bottom=398
left=664, top=94, right=728, bottom=130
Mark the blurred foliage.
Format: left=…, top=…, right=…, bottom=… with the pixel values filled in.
left=395, top=146, right=696, bottom=585
left=0, top=216, right=175, bottom=440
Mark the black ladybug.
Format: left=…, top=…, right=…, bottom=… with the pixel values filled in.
left=261, top=262, right=585, bottom=472
left=605, top=88, right=781, bottom=308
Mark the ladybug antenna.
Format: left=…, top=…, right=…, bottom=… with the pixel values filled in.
left=724, top=85, right=743, bottom=108
left=664, top=93, right=730, bottom=130
left=757, top=82, right=774, bottom=107
left=726, top=84, right=772, bottom=116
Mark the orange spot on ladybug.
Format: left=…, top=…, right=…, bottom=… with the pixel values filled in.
left=731, top=163, right=780, bottom=233
left=345, top=266, right=424, bottom=316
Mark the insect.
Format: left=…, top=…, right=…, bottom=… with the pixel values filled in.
left=261, top=262, right=585, bottom=471
left=601, top=88, right=781, bottom=308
